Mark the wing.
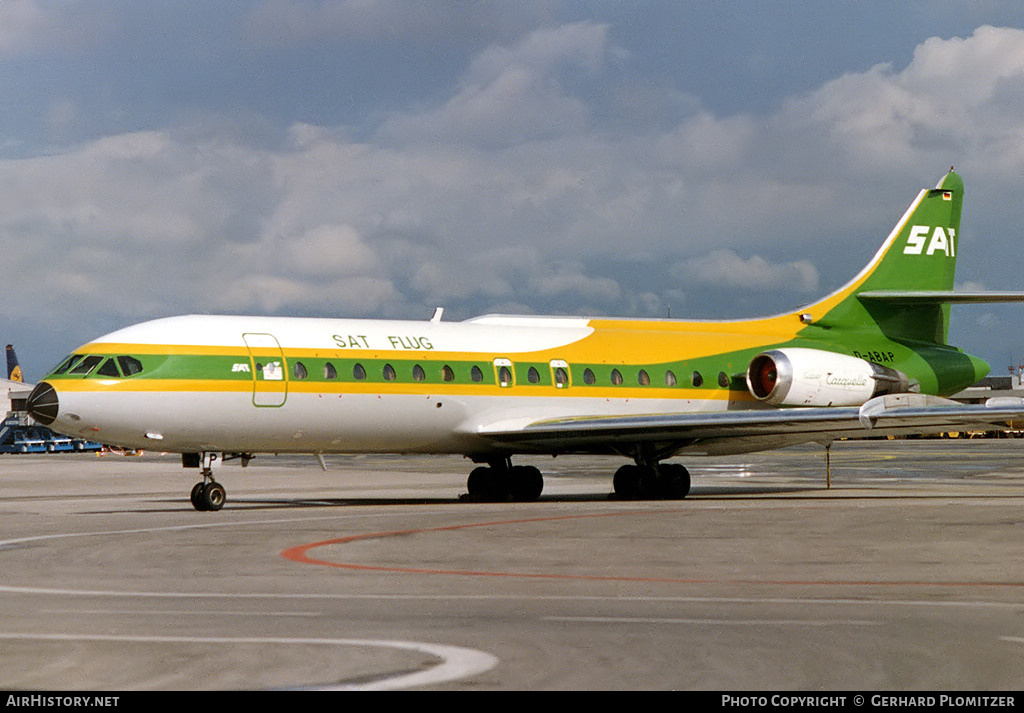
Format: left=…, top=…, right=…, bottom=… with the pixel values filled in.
left=470, top=394, right=1024, bottom=457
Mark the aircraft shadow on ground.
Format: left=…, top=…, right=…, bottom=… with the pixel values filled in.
left=113, top=484, right=825, bottom=512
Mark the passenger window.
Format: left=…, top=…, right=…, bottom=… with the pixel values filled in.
left=442, top=365, right=455, bottom=382
left=413, top=364, right=426, bottom=382
left=664, top=370, right=677, bottom=386
left=294, top=361, right=308, bottom=379
left=583, top=368, right=596, bottom=385
left=610, top=369, right=623, bottom=386
left=638, top=369, right=650, bottom=386
left=527, top=366, right=540, bottom=383
left=69, top=355, right=103, bottom=375
left=498, top=365, right=512, bottom=386
left=718, top=371, right=730, bottom=388
left=353, top=363, right=366, bottom=380
left=692, top=371, right=703, bottom=387
left=554, top=367, right=568, bottom=387
left=97, top=359, right=121, bottom=377
left=117, top=356, right=143, bottom=376
left=471, top=365, right=483, bottom=382
left=383, top=364, right=396, bottom=381
left=324, top=362, right=337, bottom=379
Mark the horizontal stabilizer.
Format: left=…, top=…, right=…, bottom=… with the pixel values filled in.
left=857, top=291, right=1024, bottom=304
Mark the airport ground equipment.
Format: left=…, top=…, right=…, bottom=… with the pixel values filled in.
left=0, top=413, right=101, bottom=454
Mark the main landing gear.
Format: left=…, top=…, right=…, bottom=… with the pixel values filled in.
left=465, top=458, right=544, bottom=502
left=612, top=462, right=690, bottom=500
left=464, top=457, right=691, bottom=502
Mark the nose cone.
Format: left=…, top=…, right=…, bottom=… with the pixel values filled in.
left=26, top=381, right=59, bottom=426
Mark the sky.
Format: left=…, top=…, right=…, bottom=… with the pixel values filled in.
left=5, top=1, right=1024, bottom=381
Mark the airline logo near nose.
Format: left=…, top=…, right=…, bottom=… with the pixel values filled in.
left=903, top=225, right=956, bottom=257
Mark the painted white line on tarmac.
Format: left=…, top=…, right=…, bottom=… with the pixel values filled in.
left=543, top=616, right=879, bottom=626
left=0, top=632, right=497, bottom=691
left=41, top=608, right=325, bottom=617
left=0, top=510, right=464, bottom=549
left=3, top=584, right=1024, bottom=611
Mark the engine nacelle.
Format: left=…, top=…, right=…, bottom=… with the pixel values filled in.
left=746, top=348, right=910, bottom=407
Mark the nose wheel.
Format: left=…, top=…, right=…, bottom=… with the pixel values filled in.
left=190, top=480, right=226, bottom=511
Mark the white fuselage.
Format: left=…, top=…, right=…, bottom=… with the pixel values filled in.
left=40, top=314, right=745, bottom=456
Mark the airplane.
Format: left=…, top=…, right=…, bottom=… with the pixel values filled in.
left=25, top=169, right=1024, bottom=511
left=1, top=344, right=30, bottom=414
left=7, top=344, right=23, bottom=383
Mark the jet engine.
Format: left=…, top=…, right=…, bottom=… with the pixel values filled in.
left=746, top=348, right=910, bottom=407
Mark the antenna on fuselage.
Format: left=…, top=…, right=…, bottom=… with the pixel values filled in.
left=430, top=307, right=444, bottom=322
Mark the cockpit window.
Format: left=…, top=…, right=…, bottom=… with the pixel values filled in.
left=97, top=359, right=121, bottom=377
left=117, top=356, right=143, bottom=376
left=53, top=355, right=84, bottom=375
left=68, top=355, right=103, bottom=375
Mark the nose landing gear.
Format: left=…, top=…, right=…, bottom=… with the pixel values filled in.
left=190, top=479, right=226, bottom=511
left=184, top=452, right=227, bottom=511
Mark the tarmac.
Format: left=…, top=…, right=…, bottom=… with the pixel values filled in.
left=2, top=438, right=1024, bottom=690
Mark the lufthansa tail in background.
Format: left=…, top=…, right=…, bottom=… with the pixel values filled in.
left=26, top=169, right=1024, bottom=510
left=6, top=345, right=23, bottom=383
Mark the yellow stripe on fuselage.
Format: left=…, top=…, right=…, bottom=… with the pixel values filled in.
left=48, top=376, right=756, bottom=402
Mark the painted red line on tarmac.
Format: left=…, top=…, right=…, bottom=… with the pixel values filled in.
left=280, top=510, right=1024, bottom=588
left=281, top=511, right=664, bottom=581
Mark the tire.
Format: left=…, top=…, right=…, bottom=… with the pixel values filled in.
left=467, top=466, right=497, bottom=501
left=190, top=482, right=208, bottom=511
left=202, top=482, right=226, bottom=511
left=658, top=464, right=691, bottom=499
left=613, top=464, right=642, bottom=499
left=510, top=465, right=543, bottom=502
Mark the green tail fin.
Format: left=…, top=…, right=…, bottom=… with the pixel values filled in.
left=806, top=170, right=963, bottom=344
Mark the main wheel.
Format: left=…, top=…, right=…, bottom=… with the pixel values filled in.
left=615, top=464, right=672, bottom=499
left=657, top=463, right=691, bottom=499
left=613, top=464, right=642, bottom=499
left=467, top=466, right=507, bottom=501
left=510, top=465, right=543, bottom=502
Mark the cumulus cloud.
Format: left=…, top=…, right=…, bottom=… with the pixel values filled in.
left=0, top=0, right=50, bottom=55
left=378, top=21, right=617, bottom=146
left=785, top=25, right=1024, bottom=175
left=0, top=0, right=114, bottom=56
left=245, top=0, right=480, bottom=46
left=8, top=19, right=1024, bottom=373
left=527, top=264, right=622, bottom=304
left=670, top=250, right=819, bottom=293
left=274, top=224, right=379, bottom=278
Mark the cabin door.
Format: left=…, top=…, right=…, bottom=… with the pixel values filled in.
left=242, top=333, right=288, bottom=407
